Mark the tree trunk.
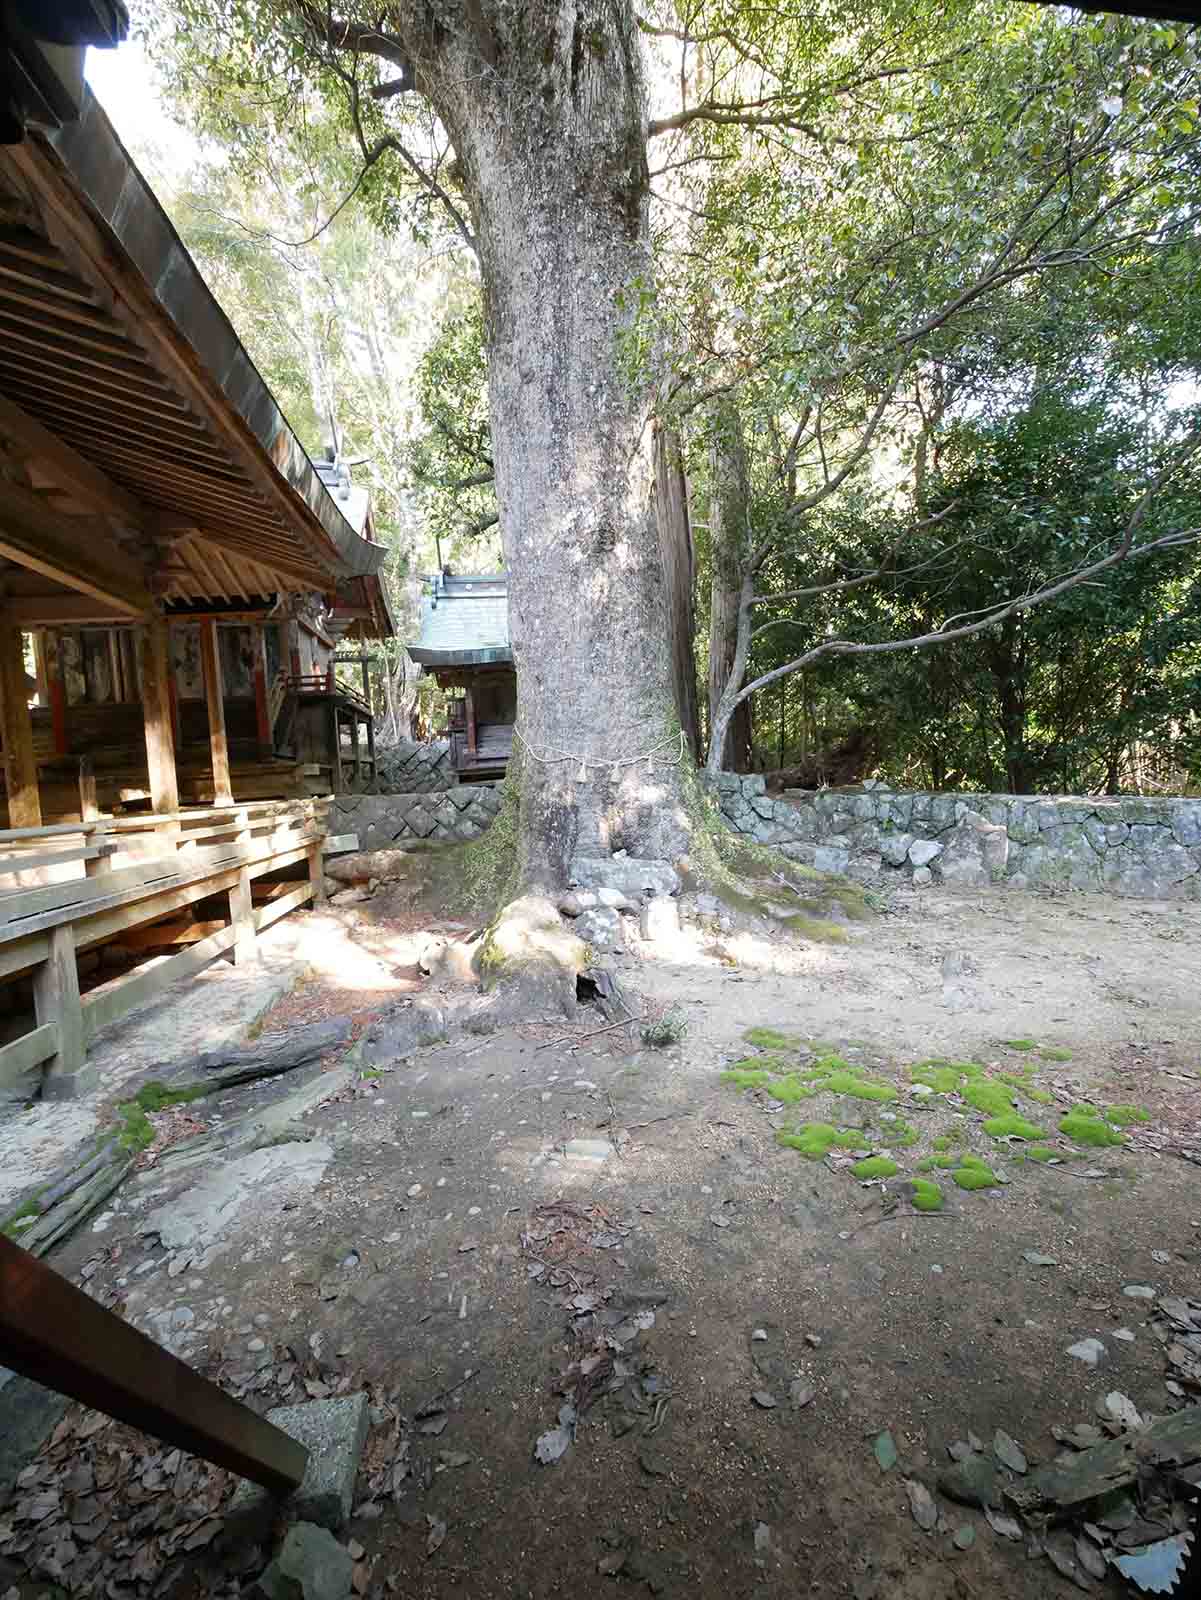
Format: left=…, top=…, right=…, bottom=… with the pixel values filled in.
left=707, top=401, right=753, bottom=771
left=425, top=4, right=688, bottom=890
left=653, top=424, right=702, bottom=763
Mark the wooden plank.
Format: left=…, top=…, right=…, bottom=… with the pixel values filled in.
left=138, top=616, right=180, bottom=821
left=0, top=1021, right=59, bottom=1090
left=0, top=844, right=108, bottom=873
left=112, top=919, right=224, bottom=951
left=0, top=391, right=146, bottom=526
left=0, top=1234, right=308, bottom=1494
left=0, top=480, right=153, bottom=616
left=253, top=881, right=313, bottom=931
left=199, top=619, right=233, bottom=807
left=0, top=616, right=41, bottom=827
left=0, top=826, right=322, bottom=937
left=74, top=871, right=240, bottom=952
left=0, top=931, right=48, bottom=979
left=82, top=924, right=238, bottom=1041
left=33, top=922, right=84, bottom=1091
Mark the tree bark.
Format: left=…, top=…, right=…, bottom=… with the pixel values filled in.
left=707, top=401, right=753, bottom=771
left=415, top=3, right=688, bottom=889
left=653, top=424, right=701, bottom=763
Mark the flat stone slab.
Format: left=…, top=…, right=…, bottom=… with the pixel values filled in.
left=257, top=1520, right=353, bottom=1600
left=565, top=1138, right=614, bottom=1165
left=138, top=1140, right=333, bottom=1272
left=231, top=1394, right=369, bottom=1534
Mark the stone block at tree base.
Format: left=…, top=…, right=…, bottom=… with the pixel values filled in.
left=230, top=1393, right=369, bottom=1537
left=256, top=1521, right=353, bottom=1600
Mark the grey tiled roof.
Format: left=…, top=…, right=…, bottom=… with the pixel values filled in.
left=407, top=574, right=512, bottom=666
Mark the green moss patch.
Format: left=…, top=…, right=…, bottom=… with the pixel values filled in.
left=114, top=1101, right=156, bottom=1154
left=742, top=1028, right=800, bottom=1051
left=1038, top=1046, right=1073, bottom=1062
left=776, top=1123, right=864, bottom=1159
left=1025, top=1145, right=1064, bottom=1163
left=1005, top=1038, right=1037, bottom=1052
left=962, top=1078, right=1018, bottom=1117
left=910, top=1060, right=987, bottom=1095
left=851, top=1155, right=899, bottom=1180
left=880, top=1118, right=920, bottom=1148
left=951, top=1155, right=999, bottom=1190
left=1105, top=1104, right=1149, bottom=1126
left=916, top=1153, right=960, bottom=1171
left=982, top=1111, right=1044, bottom=1141
left=720, top=1067, right=775, bottom=1091
left=911, top=1179, right=945, bottom=1212
left=779, top=914, right=849, bottom=943
left=133, top=1080, right=206, bottom=1112
left=1059, top=1105, right=1126, bottom=1148
left=821, top=1070, right=897, bottom=1102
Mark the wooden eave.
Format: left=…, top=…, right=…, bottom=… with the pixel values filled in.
left=0, top=89, right=386, bottom=620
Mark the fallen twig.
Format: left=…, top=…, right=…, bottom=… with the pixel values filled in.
left=536, top=1015, right=646, bottom=1051
left=414, top=1367, right=481, bottom=1419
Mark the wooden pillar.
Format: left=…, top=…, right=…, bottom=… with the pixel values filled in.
left=465, top=683, right=477, bottom=756
left=287, top=618, right=302, bottom=679
left=0, top=618, right=41, bottom=827
left=328, top=702, right=342, bottom=794
left=43, top=630, right=68, bottom=756
left=359, top=654, right=370, bottom=714
left=229, top=807, right=257, bottom=964
left=251, top=625, right=271, bottom=756
left=307, top=840, right=326, bottom=903
left=366, top=708, right=376, bottom=784
left=35, top=922, right=89, bottom=1098
left=107, top=630, right=124, bottom=704
left=137, top=614, right=179, bottom=820
left=78, top=756, right=99, bottom=823
left=199, top=620, right=233, bottom=807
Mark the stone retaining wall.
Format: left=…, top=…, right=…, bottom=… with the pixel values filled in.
left=710, top=774, right=1201, bottom=898
left=372, top=740, right=456, bottom=794
left=329, top=785, right=501, bottom=851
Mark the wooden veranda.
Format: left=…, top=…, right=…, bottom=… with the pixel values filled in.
left=0, top=88, right=391, bottom=1096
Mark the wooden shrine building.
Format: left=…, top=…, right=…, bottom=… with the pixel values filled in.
left=407, top=573, right=514, bottom=780
left=0, top=77, right=393, bottom=1100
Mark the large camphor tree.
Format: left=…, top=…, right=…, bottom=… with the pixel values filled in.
left=148, top=2, right=1201, bottom=941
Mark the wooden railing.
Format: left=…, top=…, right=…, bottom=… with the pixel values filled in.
left=0, top=1234, right=308, bottom=1494
left=0, top=799, right=357, bottom=1101
left=288, top=673, right=372, bottom=716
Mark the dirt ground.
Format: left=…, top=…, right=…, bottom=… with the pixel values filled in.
left=7, top=881, right=1201, bottom=1600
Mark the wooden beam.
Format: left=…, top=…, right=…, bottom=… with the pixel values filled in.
left=0, top=617, right=41, bottom=827
left=0, top=1022, right=59, bottom=1094
left=3, top=595, right=129, bottom=626
left=0, top=479, right=153, bottom=617
left=199, top=619, right=233, bottom=807
left=138, top=615, right=179, bottom=820
left=0, top=390, right=145, bottom=527
left=0, top=1234, right=308, bottom=1494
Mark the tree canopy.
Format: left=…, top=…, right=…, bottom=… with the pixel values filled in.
left=135, top=0, right=1201, bottom=803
